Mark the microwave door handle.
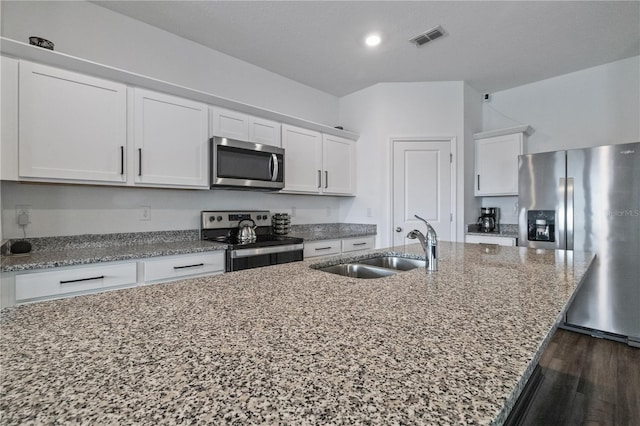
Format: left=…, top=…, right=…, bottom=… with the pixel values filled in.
left=270, top=153, right=279, bottom=181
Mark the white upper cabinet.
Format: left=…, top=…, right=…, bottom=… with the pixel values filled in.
left=474, top=131, right=525, bottom=196
left=211, top=107, right=281, bottom=147
left=322, top=134, right=355, bottom=195
left=210, top=107, right=249, bottom=141
left=281, top=124, right=323, bottom=193
left=249, top=116, right=281, bottom=147
left=18, top=61, right=127, bottom=183
left=281, top=124, right=355, bottom=196
left=133, top=88, right=209, bottom=188
left=1, top=56, right=19, bottom=181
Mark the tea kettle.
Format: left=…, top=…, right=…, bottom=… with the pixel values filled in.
left=237, top=218, right=257, bottom=242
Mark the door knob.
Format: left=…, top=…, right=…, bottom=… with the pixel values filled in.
left=395, top=227, right=402, bottom=232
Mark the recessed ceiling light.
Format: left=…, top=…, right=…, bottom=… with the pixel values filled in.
left=365, top=33, right=381, bottom=47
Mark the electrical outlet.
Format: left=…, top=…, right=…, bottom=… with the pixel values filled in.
left=16, top=205, right=32, bottom=224
left=140, top=206, right=151, bottom=221
left=326, top=206, right=331, bottom=217
left=291, top=207, right=296, bottom=217
left=367, top=207, right=373, bottom=218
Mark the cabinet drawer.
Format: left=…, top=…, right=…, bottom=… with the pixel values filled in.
left=342, top=236, right=375, bottom=253
left=15, top=262, right=137, bottom=302
left=143, top=252, right=224, bottom=283
left=465, top=235, right=517, bottom=247
left=303, top=240, right=341, bottom=258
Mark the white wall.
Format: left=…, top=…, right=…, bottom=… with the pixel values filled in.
left=0, top=0, right=339, bottom=125
left=1, top=182, right=342, bottom=238
left=0, top=0, right=348, bottom=239
left=480, top=56, right=640, bottom=224
left=483, top=56, right=640, bottom=154
left=339, top=82, right=471, bottom=247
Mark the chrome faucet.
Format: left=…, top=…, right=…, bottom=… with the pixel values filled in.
left=407, top=214, right=438, bottom=272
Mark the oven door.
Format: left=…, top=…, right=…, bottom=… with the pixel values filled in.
left=212, top=137, right=284, bottom=190
left=227, top=244, right=303, bottom=271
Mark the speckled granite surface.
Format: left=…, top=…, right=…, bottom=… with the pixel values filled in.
left=0, top=242, right=593, bottom=425
left=289, top=223, right=377, bottom=241
left=466, top=224, right=519, bottom=238
left=7, top=230, right=202, bottom=253
left=1, top=238, right=226, bottom=272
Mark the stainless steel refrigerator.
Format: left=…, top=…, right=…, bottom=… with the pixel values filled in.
left=518, top=142, right=640, bottom=347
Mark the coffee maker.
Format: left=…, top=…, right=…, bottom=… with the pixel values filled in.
left=477, top=207, right=498, bottom=232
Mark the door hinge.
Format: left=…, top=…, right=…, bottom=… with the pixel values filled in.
left=450, top=213, right=453, bottom=222
left=450, top=152, right=453, bottom=163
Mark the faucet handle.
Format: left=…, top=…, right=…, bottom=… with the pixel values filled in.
left=414, top=214, right=437, bottom=244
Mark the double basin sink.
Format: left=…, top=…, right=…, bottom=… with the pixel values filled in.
left=316, top=255, right=426, bottom=279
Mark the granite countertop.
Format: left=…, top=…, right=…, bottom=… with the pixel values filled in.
left=0, top=242, right=593, bottom=425
left=466, top=224, right=519, bottom=238
left=1, top=230, right=226, bottom=273
left=288, top=223, right=377, bottom=241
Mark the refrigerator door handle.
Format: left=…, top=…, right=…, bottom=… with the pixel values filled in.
left=558, top=177, right=566, bottom=249
left=566, top=177, right=574, bottom=250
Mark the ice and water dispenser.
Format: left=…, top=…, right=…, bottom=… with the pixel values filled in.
left=527, top=210, right=555, bottom=242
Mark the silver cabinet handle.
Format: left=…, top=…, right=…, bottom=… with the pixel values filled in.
left=138, top=148, right=142, bottom=176
left=315, top=247, right=332, bottom=251
left=477, top=175, right=480, bottom=191
left=317, top=170, right=321, bottom=188
left=395, top=227, right=402, bottom=232
left=325, top=171, right=328, bottom=189
left=352, top=242, right=367, bottom=246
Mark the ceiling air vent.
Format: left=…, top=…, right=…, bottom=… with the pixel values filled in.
left=409, top=25, right=447, bottom=47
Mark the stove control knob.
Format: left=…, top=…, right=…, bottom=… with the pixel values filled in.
left=209, top=216, right=215, bottom=222
left=216, top=216, right=223, bottom=222
left=258, top=215, right=264, bottom=220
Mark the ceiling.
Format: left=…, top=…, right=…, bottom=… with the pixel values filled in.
left=92, top=1, right=640, bottom=97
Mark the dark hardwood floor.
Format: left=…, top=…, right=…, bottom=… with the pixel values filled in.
left=521, top=329, right=640, bottom=425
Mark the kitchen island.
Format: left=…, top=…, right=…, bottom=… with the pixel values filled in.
left=0, top=242, right=593, bottom=425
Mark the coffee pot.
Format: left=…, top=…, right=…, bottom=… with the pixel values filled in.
left=477, top=207, right=498, bottom=233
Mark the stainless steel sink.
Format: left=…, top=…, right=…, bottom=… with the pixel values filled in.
left=318, top=264, right=398, bottom=279
left=315, top=255, right=426, bottom=279
left=358, top=256, right=426, bottom=271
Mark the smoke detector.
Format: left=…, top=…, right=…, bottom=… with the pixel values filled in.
left=409, top=25, right=447, bottom=47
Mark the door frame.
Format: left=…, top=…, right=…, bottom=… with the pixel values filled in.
left=389, top=136, right=457, bottom=245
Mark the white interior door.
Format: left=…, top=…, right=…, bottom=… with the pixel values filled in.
left=392, top=139, right=453, bottom=246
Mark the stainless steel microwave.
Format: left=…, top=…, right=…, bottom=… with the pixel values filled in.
left=211, top=137, right=284, bottom=190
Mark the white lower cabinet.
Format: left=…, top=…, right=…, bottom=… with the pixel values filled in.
left=15, top=262, right=137, bottom=303
left=9, top=251, right=226, bottom=306
left=465, top=235, right=517, bottom=246
left=341, top=236, right=375, bottom=253
left=304, top=239, right=342, bottom=258
left=304, top=236, right=375, bottom=258
left=142, top=252, right=224, bottom=283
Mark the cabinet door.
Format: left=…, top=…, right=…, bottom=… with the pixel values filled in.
left=210, top=107, right=249, bottom=140
left=322, top=134, right=355, bottom=195
left=475, top=133, right=523, bottom=196
left=281, top=124, right=322, bottom=193
left=303, top=239, right=341, bottom=258
left=249, top=116, right=281, bottom=147
left=18, top=61, right=127, bottom=183
left=134, top=89, right=209, bottom=187
left=465, top=235, right=517, bottom=246
left=15, top=262, right=137, bottom=303
left=1, top=56, right=19, bottom=180
left=143, top=252, right=224, bottom=283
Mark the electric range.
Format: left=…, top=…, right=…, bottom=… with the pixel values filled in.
left=201, top=210, right=303, bottom=272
